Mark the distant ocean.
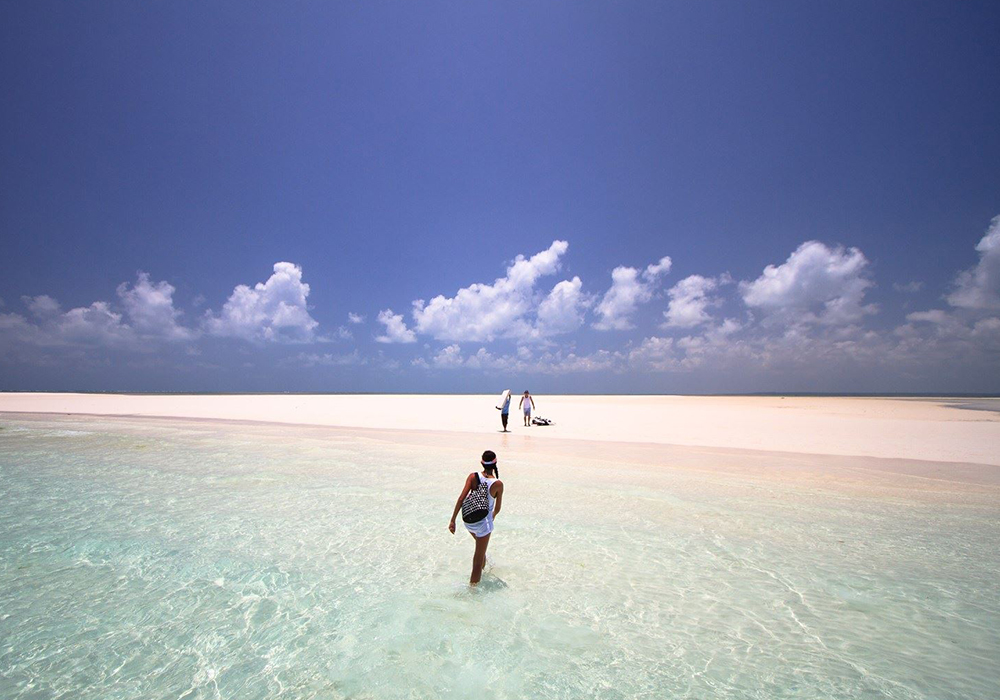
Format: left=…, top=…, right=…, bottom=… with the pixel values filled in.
left=2, top=414, right=998, bottom=699
left=4, top=391, right=1000, bottom=397
left=944, top=400, right=1000, bottom=414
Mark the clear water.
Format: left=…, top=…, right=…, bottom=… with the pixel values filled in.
left=1, top=415, right=998, bottom=700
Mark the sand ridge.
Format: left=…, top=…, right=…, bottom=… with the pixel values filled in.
left=1, top=392, right=998, bottom=467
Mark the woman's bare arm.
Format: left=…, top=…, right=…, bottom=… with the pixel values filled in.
left=449, top=473, right=477, bottom=532
left=491, top=481, right=504, bottom=518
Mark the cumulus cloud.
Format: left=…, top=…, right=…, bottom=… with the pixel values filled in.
left=348, top=312, right=365, bottom=324
left=535, top=276, right=589, bottom=337
left=13, top=274, right=196, bottom=346
left=627, top=336, right=678, bottom=371
left=430, top=344, right=468, bottom=369
left=621, top=306, right=1000, bottom=390
left=543, top=349, right=622, bottom=373
left=662, top=274, right=728, bottom=328
left=420, top=343, right=621, bottom=374
left=23, top=295, right=61, bottom=318
left=626, top=321, right=745, bottom=372
left=204, top=262, right=318, bottom=342
left=2, top=272, right=201, bottom=358
left=593, top=256, right=672, bottom=330
left=629, top=323, right=828, bottom=374
left=117, top=273, right=194, bottom=341
left=891, top=308, right=1000, bottom=376
left=375, top=309, right=416, bottom=344
left=972, top=317, right=1000, bottom=336
left=13, top=299, right=134, bottom=348
left=57, top=302, right=129, bottom=345
left=947, top=215, right=1000, bottom=310
left=281, top=350, right=365, bottom=368
left=906, top=309, right=950, bottom=324
left=740, top=241, right=876, bottom=325
left=411, top=241, right=574, bottom=342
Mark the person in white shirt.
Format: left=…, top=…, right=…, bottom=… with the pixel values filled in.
left=519, top=390, right=535, bottom=426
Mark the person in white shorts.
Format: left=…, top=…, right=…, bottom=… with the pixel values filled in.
left=449, top=450, right=504, bottom=586
left=519, top=390, right=535, bottom=426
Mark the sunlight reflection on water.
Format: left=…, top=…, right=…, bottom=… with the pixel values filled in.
left=1, top=415, right=997, bottom=699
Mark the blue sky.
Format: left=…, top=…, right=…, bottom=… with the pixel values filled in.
left=2, top=1, right=999, bottom=393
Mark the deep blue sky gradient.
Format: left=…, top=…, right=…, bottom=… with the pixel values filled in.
left=2, top=2, right=999, bottom=392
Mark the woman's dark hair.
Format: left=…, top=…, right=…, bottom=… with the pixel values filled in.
left=481, top=450, right=498, bottom=476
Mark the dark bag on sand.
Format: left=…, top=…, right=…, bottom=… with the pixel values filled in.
left=462, top=473, right=490, bottom=523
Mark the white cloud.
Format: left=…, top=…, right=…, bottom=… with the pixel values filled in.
left=282, top=350, right=365, bottom=368
left=893, top=281, right=923, bottom=293
left=539, top=349, right=621, bottom=373
left=431, top=344, right=468, bottom=368
left=714, top=318, right=743, bottom=337
left=6, top=230, right=1000, bottom=391
left=740, top=241, right=876, bottom=325
left=896, top=308, right=969, bottom=342
left=973, top=317, right=1000, bottom=334
left=891, top=309, right=1000, bottom=374
left=13, top=274, right=195, bottom=348
left=6, top=275, right=196, bottom=353
left=947, top=215, right=1000, bottom=310
left=625, top=317, right=941, bottom=377
left=623, top=307, right=1000, bottom=386
left=204, top=262, right=318, bottom=342
left=535, top=276, right=589, bottom=337
left=673, top=319, right=746, bottom=368
left=23, top=295, right=61, bottom=318
left=6, top=297, right=134, bottom=349
left=117, top=273, right=194, bottom=341
left=375, top=309, right=416, bottom=344
left=0, top=311, right=49, bottom=352
left=629, top=320, right=745, bottom=373
left=421, top=343, right=621, bottom=374
left=662, top=274, right=726, bottom=328
left=50, top=302, right=133, bottom=346
left=628, top=336, right=679, bottom=371
left=411, top=240, right=572, bottom=342
left=593, top=256, right=672, bottom=330
left=906, top=309, right=949, bottom=324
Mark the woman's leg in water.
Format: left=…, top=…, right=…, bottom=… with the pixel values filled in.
left=470, top=532, right=491, bottom=585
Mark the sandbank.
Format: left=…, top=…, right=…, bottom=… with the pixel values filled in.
left=1, top=392, right=998, bottom=468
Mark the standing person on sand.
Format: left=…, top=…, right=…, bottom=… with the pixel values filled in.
left=498, top=391, right=511, bottom=432
left=519, top=390, right=535, bottom=427
left=449, top=450, right=504, bottom=586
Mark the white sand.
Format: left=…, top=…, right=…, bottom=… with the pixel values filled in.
left=2, top=392, right=998, bottom=466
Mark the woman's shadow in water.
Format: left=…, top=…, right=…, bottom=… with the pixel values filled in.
left=476, top=574, right=509, bottom=592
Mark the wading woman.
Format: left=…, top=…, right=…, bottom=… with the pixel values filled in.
left=448, top=450, right=504, bottom=585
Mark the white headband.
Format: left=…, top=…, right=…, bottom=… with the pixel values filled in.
left=482, top=458, right=496, bottom=465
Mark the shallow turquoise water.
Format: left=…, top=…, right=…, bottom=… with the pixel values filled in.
left=1, top=415, right=998, bottom=699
